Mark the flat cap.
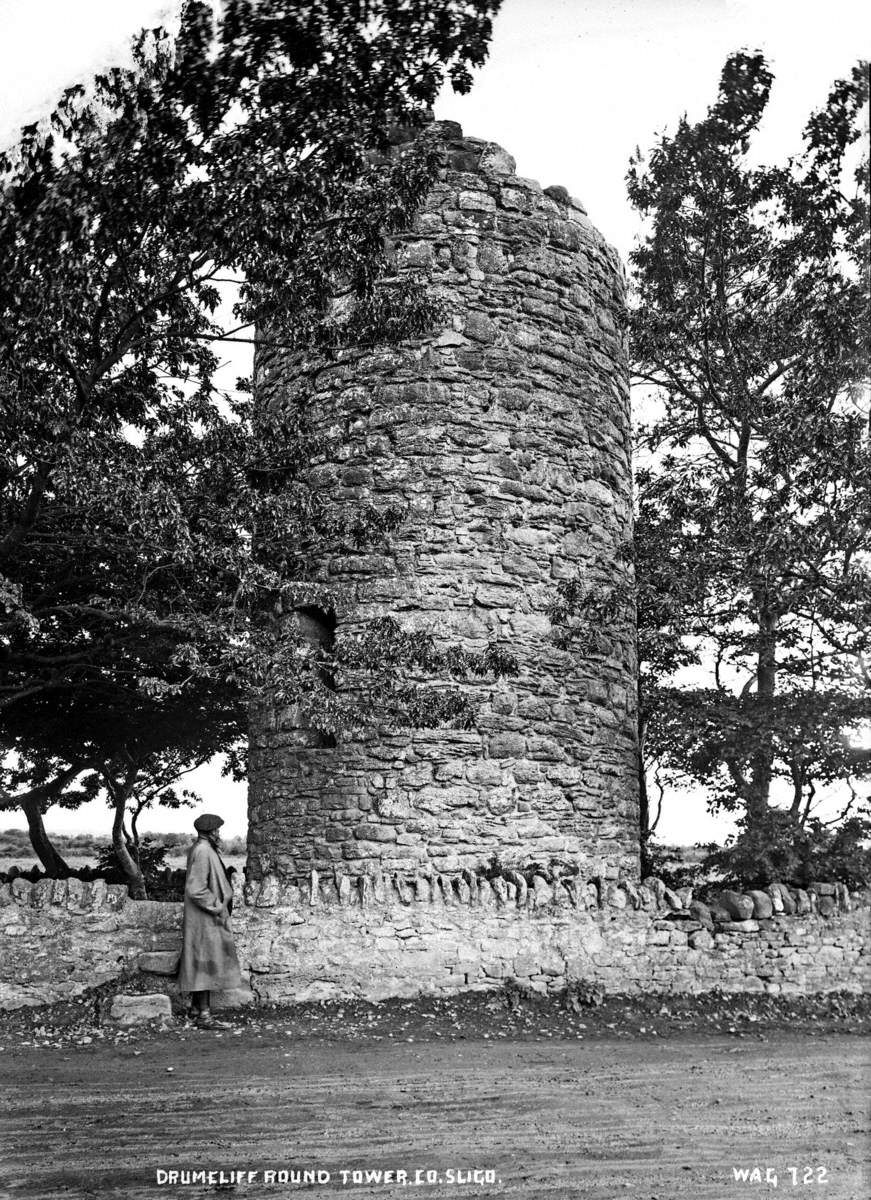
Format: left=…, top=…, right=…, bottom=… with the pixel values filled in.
left=193, top=813, right=224, bottom=833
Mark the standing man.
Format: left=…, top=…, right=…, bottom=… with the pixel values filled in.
left=179, top=813, right=242, bottom=1028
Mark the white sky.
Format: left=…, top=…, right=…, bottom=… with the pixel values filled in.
left=0, top=0, right=867, bottom=844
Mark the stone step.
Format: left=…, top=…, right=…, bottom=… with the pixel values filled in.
left=109, top=993, right=172, bottom=1026
left=138, top=950, right=179, bottom=975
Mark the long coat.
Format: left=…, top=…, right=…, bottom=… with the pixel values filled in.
left=178, top=836, right=243, bottom=993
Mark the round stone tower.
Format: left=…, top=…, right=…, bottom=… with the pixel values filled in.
left=248, top=121, right=639, bottom=884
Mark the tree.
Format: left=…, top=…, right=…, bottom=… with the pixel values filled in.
left=1, top=0, right=504, bottom=705
left=626, top=53, right=870, bottom=855
left=1, top=671, right=243, bottom=896
left=0, top=0, right=508, bottom=875
left=0, top=755, right=96, bottom=878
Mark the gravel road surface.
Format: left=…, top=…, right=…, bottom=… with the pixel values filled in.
left=1, top=1027, right=867, bottom=1200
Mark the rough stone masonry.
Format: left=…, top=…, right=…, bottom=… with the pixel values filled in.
left=1, top=874, right=868, bottom=1011
left=248, top=122, right=638, bottom=884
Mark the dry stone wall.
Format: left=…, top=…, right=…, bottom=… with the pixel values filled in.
left=250, top=121, right=637, bottom=884
left=2, top=873, right=867, bottom=1011
left=0, top=876, right=180, bottom=1010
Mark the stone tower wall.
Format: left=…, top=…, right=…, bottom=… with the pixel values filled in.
left=249, top=122, right=638, bottom=883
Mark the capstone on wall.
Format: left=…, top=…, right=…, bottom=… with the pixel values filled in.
left=249, top=122, right=637, bottom=883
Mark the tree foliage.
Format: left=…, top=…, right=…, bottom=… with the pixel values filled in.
left=627, top=53, right=871, bottom=855
left=0, top=0, right=508, bottom=884
left=704, top=808, right=871, bottom=891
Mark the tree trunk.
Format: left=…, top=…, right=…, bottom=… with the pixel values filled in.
left=637, top=710, right=650, bottom=843
left=110, top=785, right=147, bottom=900
left=747, top=606, right=778, bottom=831
left=21, top=795, right=71, bottom=877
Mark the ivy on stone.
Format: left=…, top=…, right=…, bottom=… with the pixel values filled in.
left=0, top=0, right=505, bottom=887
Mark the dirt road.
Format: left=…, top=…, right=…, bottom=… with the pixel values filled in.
left=1, top=1028, right=868, bottom=1200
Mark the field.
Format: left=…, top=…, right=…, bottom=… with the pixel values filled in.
left=0, top=829, right=248, bottom=876
left=0, top=854, right=248, bottom=875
